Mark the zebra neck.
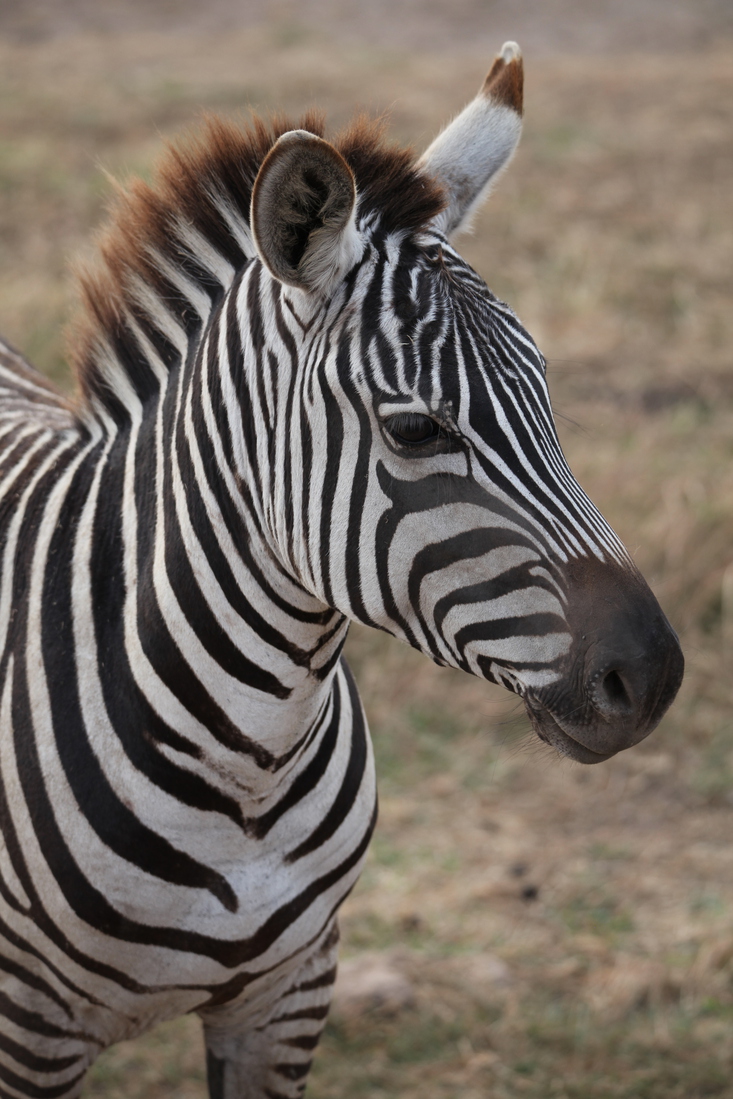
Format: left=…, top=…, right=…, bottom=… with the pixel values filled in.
left=106, top=291, right=353, bottom=796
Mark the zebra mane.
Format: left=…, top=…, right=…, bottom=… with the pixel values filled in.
left=70, top=111, right=446, bottom=422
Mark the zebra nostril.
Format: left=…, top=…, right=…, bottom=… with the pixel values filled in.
left=596, top=668, right=634, bottom=716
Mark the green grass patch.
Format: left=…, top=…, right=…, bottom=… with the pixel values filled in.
left=560, top=891, right=634, bottom=940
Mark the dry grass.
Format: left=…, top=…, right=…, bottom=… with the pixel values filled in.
left=0, top=19, right=732, bottom=1099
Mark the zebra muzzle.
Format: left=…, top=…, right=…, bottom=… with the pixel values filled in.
left=523, top=556, right=684, bottom=763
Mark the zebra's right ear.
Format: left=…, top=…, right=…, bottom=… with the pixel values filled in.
left=251, top=130, right=362, bottom=296
left=418, top=42, right=524, bottom=238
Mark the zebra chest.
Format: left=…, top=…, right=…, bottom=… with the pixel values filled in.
left=0, top=678, right=376, bottom=1016
left=0, top=778, right=376, bottom=1051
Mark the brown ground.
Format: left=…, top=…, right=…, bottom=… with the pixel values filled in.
left=0, top=2, right=732, bottom=1096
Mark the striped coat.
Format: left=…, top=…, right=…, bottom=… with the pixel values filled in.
left=0, top=43, right=682, bottom=1098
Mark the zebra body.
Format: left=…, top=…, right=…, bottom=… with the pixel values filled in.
left=0, top=329, right=375, bottom=1090
left=0, top=323, right=375, bottom=1087
left=0, top=44, right=682, bottom=1098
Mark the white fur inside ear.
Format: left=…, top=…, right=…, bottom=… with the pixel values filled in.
left=251, top=130, right=364, bottom=297
left=298, top=204, right=363, bottom=297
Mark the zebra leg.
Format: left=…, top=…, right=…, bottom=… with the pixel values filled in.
left=201, top=922, right=339, bottom=1099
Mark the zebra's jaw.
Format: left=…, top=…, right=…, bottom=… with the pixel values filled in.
left=524, top=702, right=615, bottom=764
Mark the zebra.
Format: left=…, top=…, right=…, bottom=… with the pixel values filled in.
left=0, top=41, right=682, bottom=1099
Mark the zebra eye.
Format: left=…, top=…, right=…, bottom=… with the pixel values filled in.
left=385, top=413, right=441, bottom=446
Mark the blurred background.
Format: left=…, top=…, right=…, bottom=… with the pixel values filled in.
left=1, top=1, right=732, bottom=1096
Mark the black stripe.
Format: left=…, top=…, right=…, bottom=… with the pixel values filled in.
left=0, top=989, right=82, bottom=1041
left=0, top=1063, right=86, bottom=1099
left=454, top=611, right=567, bottom=654
left=285, top=663, right=368, bottom=863
left=39, top=460, right=239, bottom=911
left=11, top=639, right=377, bottom=969
left=0, top=1028, right=82, bottom=1073
left=284, top=1034, right=321, bottom=1050
left=270, top=1004, right=330, bottom=1024
left=0, top=952, right=74, bottom=1019
left=0, top=909, right=104, bottom=1008
left=316, top=352, right=344, bottom=608
left=251, top=690, right=339, bottom=838
left=205, top=1049, right=227, bottom=1099
left=431, top=565, right=560, bottom=638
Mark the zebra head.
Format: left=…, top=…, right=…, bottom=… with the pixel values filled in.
left=249, top=43, right=683, bottom=763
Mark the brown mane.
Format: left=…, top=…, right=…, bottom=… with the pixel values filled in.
left=70, top=111, right=446, bottom=421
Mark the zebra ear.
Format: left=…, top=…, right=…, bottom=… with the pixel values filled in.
left=251, top=130, right=362, bottom=295
left=418, top=42, right=524, bottom=239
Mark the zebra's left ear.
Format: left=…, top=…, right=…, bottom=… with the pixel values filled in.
left=418, top=42, right=524, bottom=238
left=251, top=130, right=362, bottom=295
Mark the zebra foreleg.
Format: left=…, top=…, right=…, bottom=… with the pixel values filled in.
left=201, top=923, right=339, bottom=1099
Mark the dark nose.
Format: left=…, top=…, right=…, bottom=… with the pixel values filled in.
left=592, top=665, right=636, bottom=720
left=585, top=631, right=683, bottom=739
left=526, top=556, right=684, bottom=763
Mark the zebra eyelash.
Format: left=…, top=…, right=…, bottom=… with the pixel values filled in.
left=381, top=411, right=457, bottom=452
